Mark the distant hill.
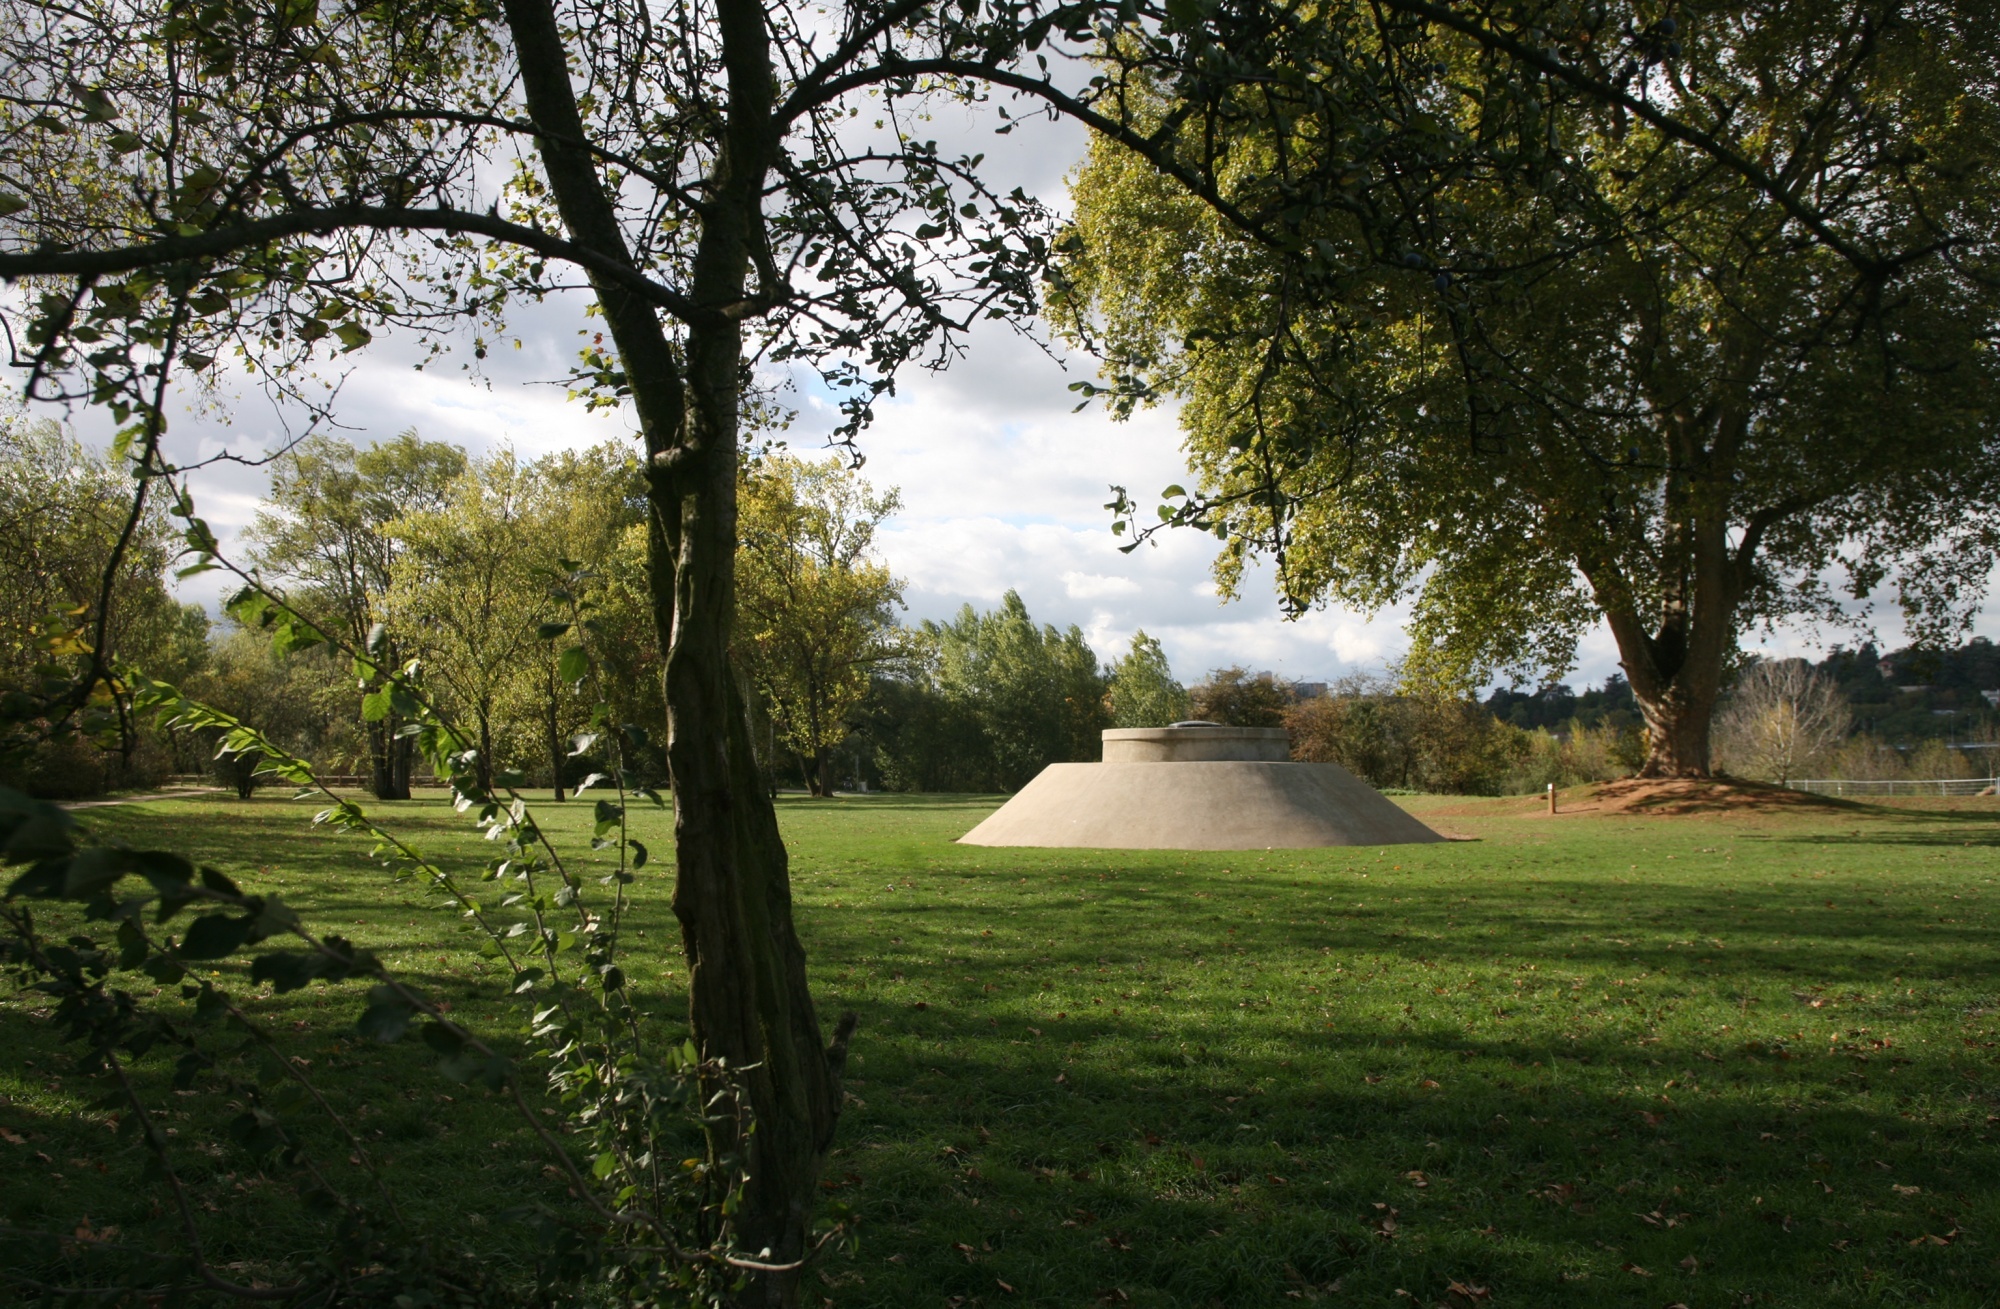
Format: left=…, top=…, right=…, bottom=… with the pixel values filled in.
left=1483, top=636, right=2000, bottom=750
left=1821, top=637, right=1999, bottom=747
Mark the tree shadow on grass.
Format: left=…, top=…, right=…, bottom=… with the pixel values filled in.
left=796, top=853, right=2000, bottom=1306
left=0, top=990, right=572, bottom=1300
left=821, top=1005, right=1996, bottom=1308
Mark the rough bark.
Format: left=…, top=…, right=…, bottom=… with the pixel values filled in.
left=1583, top=502, right=1740, bottom=778
left=502, top=0, right=849, bottom=1299
left=390, top=730, right=414, bottom=797
left=474, top=708, right=494, bottom=794
left=366, top=720, right=395, bottom=799
left=546, top=683, right=566, bottom=801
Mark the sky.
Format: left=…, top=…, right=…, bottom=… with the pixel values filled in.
left=83, top=98, right=1995, bottom=693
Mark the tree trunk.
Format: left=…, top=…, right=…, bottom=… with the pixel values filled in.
left=663, top=304, right=848, bottom=1307
left=812, top=746, right=832, bottom=798
left=1589, top=557, right=1736, bottom=779
left=367, top=716, right=414, bottom=800
left=389, top=728, right=413, bottom=798
left=475, top=709, right=493, bottom=794
left=366, top=719, right=396, bottom=799
left=501, top=0, right=850, bottom=1300
left=1629, top=678, right=1720, bottom=778
left=546, top=684, right=566, bottom=802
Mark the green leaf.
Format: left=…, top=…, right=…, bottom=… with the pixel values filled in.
left=420, top=1021, right=466, bottom=1054
left=557, top=646, right=589, bottom=683
left=178, top=914, right=250, bottom=960
left=199, top=865, right=242, bottom=897
left=629, top=840, right=648, bottom=869
left=333, top=321, right=372, bottom=351
left=592, top=1151, right=618, bottom=1179
left=64, top=847, right=132, bottom=897
left=357, top=997, right=413, bottom=1044
left=75, top=87, right=117, bottom=122
left=537, top=622, right=571, bottom=640
left=0, top=193, right=29, bottom=217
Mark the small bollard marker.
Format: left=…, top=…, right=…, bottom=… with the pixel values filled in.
left=1546, top=782, right=1557, bottom=815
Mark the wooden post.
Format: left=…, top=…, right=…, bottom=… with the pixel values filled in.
left=1547, top=782, right=1557, bottom=815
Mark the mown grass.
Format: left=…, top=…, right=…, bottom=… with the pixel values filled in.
left=4, top=785, right=1998, bottom=1306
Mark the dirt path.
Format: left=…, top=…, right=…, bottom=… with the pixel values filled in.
left=58, top=787, right=226, bottom=810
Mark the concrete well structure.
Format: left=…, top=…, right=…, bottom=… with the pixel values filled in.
left=958, top=723, right=1443, bottom=850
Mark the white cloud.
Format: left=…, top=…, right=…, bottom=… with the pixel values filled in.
left=1062, top=570, right=1142, bottom=599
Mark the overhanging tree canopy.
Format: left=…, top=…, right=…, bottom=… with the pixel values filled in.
left=1058, top=0, right=2000, bottom=776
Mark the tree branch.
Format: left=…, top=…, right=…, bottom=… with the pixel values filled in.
left=0, top=204, right=715, bottom=325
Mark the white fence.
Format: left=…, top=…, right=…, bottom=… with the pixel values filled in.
left=1790, top=776, right=1998, bottom=797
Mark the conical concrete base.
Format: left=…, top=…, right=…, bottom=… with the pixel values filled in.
left=957, top=760, right=1443, bottom=850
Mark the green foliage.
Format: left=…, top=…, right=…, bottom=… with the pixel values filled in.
left=179, top=625, right=363, bottom=797
left=1061, top=0, right=2000, bottom=773
left=853, top=673, right=997, bottom=794
left=921, top=592, right=1110, bottom=791
left=1107, top=630, right=1188, bottom=728
left=1286, top=679, right=1533, bottom=795
left=247, top=431, right=468, bottom=798
left=0, top=411, right=202, bottom=796
left=735, top=455, right=911, bottom=796
left=1188, top=666, right=1291, bottom=728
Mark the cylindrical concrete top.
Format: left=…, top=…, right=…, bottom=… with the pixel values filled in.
left=1102, top=724, right=1291, bottom=763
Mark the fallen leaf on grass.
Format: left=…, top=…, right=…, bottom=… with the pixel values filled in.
left=1445, top=1279, right=1491, bottom=1304
left=1679, top=1255, right=1699, bottom=1272
left=1910, top=1229, right=1958, bottom=1247
left=1892, top=1184, right=1920, bottom=1196
left=995, top=1278, right=1016, bottom=1293
left=0, top=1128, right=25, bottom=1145
left=1419, top=1079, right=1441, bottom=1090
left=1404, top=1170, right=1428, bottom=1188
left=1364, top=1074, right=1383, bottom=1085
left=1621, top=1263, right=1652, bottom=1277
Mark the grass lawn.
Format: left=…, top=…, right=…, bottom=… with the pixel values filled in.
left=4, top=785, right=1998, bottom=1306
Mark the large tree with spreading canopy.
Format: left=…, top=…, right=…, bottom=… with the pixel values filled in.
left=1059, top=0, right=2000, bottom=776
